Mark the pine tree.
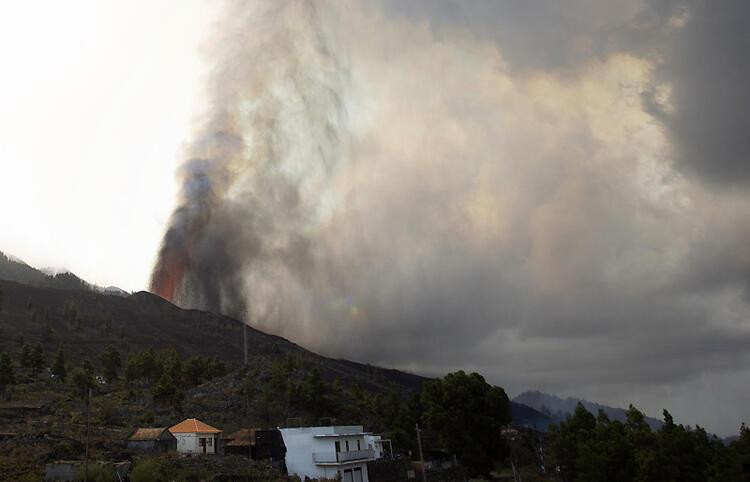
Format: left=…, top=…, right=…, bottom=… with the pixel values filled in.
left=30, top=343, right=44, bottom=375
left=18, top=342, right=31, bottom=368
left=140, top=349, right=158, bottom=384
left=125, top=353, right=140, bottom=385
left=99, top=346, right=121, bottom=383
left=153, top=373, right=184, bottom=412
left=71, top=368, right=96, bottom=399
left=0, top=352, right=15, bottom=391
left=52, top=348, right=67, bottom=382
left=42, top=324, right=53, bottom=343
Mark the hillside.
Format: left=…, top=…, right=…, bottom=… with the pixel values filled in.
left=513, top=390, right=663, bottom=430
left=0, top=279, right=424, bottom=394
left=0, top=275, right=556, bottom=425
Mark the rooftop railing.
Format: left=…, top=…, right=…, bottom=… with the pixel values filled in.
left=312, top=449, right=374, bottom=464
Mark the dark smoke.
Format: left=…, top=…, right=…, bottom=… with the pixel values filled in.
left=151, top=0, right=348, bottom=319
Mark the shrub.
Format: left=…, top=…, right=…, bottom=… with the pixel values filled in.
left=131, top=457, right=175, bottom=482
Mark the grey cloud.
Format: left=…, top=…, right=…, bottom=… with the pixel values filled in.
left=378, top=0, right=750, bottom=186
left=374, top=0, right=648, bottom=72
left=644, top=0, right=750, bottom=186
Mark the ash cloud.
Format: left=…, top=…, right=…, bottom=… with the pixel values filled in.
left=152, top=0, right=750, bottom=435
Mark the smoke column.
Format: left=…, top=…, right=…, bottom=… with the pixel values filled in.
left=151, top=0, right=347, bottom=319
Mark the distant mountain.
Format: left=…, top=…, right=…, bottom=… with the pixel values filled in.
left=513, top=390, right=663, bottom=430
left=0, top=251, right=126, bottom=296
left=102, top=285, right=129, bottom=296
left=509, top=401, right=557, bottom=431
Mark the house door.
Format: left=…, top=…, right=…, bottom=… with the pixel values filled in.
left=353, top=467, right=364, bottom=482
left=199, top=438, right=207, bottom=453
left=341, top=469, right=354, bottom=482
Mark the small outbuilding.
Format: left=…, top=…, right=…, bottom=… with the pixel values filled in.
left=127, top=427, right=177, bottom=453
left=169, top=418, right=222, bottom=455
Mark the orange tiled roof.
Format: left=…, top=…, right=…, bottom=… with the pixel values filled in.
left=169, top=418, right=221, bottom=434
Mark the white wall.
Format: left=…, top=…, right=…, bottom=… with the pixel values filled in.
left=279, top=427, right=370, bottom=482
left=173, top=432, right=218, bottom=454
left=364, top=435, right=384, bottom=459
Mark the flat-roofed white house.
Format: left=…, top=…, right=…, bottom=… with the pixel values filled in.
left=169, top=418, right=222, bottom=455
left=279, top=425, right=374, bottom=482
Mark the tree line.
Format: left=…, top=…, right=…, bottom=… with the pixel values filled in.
left=0, top=342, right=227, bottom=412
left=548, top=402, right=750, bottom=481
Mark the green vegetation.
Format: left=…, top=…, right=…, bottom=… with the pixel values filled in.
left=152, top=372, right=185, bottom=412
left=99, top=345, right=121, bottom=383
left=131, top=457, right=174, bottom=482
left=548, top=402, right=750, bottom=481
left=124, top=347, right=225, bottom=389
left=71, top=367, right=96, bottom=399
left=0, top=351, right=15, bottom=392
left=421, top=370, right=511, bottom=477
left=51, top=347, right=67, bottom=382
left=30, top=343, right=44, bottom=375
left=17, top=342, right=31, bottom=368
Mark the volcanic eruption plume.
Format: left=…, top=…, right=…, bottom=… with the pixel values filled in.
left=151, top=0, right=347, bottom=319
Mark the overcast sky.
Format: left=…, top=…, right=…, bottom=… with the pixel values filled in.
left=0, top=1, right=217, bottom=289
left=2, top=1, right=749, bottom=436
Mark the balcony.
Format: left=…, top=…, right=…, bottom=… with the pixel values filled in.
left=312, top=449, right=374, bottom=465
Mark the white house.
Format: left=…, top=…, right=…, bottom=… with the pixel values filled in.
left=169, top=418, right=222, bottom=455
left=279, top=425, right=374, bottom=482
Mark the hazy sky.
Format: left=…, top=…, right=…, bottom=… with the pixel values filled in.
left=0, top=1, right=217, bottom=289
left=2, top=1, right=750, bottom=437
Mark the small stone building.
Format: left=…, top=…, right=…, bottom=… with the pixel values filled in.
left=127, top=427, right=177, bottom=453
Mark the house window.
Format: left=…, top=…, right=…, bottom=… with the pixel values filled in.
left=335, top=441, right=341, bottom=452
left=345, top=440, right=350, bottom=451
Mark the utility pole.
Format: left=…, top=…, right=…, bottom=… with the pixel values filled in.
left=416, top=424, right=427, bottom=482
left=243, top=324, right=248, bottom=366
left=84, top=388, right=92, bottom=482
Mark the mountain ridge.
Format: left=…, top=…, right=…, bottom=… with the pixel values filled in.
left=0, top=250, right=127, bottom=296
left=513, top=390, right=664, bottom=430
